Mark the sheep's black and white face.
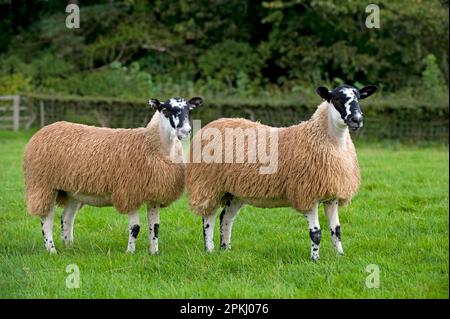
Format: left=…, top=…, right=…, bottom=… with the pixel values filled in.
left=316, top=84, right=378, bottom=131
left=148, top=97, right=203, bottom=140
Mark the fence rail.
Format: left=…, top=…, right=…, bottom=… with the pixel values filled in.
left=0, top=95, right=36, bottom=131
left=0, top=94, right=448, bottom=143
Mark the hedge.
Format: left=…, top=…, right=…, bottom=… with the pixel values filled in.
left=20, top=92, right=449, bottom=142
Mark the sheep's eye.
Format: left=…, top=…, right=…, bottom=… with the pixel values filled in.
left=332, top=98, right=341, bottom=106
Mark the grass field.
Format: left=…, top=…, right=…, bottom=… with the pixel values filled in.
left=0, top=130, right=448, bottom=298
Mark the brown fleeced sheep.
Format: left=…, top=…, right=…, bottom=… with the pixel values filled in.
left=186, top=85, right=377, bottom=261
left=24, top=97, right=202, bottom=254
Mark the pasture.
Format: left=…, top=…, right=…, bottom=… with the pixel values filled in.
left=0, top=130, right=448, bottom=298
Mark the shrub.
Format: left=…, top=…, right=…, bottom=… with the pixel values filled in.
left=198, top=40, right=263, bottom=91
left=421, top=54, right=447, bottom=98
left=0, top=73, right=32, bottom=95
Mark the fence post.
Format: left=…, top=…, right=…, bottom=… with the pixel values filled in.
left=13, top=95, right=20, bottom=131
left=40, top=101, right=45, bottom=127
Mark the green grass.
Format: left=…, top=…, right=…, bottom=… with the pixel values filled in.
left=0, top=130, right=448, bottom=298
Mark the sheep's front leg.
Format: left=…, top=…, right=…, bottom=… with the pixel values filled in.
left=304, top=202, right=321, bottom=261
left=41, top=206, right=57, bottom=254
left=203, top=212, right=217, bottom=253
left=219, top=198, right=243, bottom=250
left=325, top=200, right=344, bottom=256
left=126, top=210, right=140, bottom=253
left=147, top=205, right=160, bottom=255
left=61, top=199, right=82, bottom=246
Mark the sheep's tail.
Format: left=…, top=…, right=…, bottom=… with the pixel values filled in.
left=24, top=185, right=57, bottom=217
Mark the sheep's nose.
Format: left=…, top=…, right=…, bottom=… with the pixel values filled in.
left=351, top=112, right=363, bottom=124
left=180, top=128, right=191, bottom=135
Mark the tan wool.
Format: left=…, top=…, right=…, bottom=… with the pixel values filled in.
left=23, top=111, right=185, bottom=216
left=186, top=102, right=360, bottom=215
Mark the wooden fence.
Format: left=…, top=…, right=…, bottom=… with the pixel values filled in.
left=0, top=95, right=36, bottom=131
left=0, top=94, right=448, bottom=142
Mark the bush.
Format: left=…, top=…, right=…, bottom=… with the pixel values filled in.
left=0, top=73, right=32, bottom=95
left=198, top=40, right=263, bottom=92
left=421, top=54, right=447, bottom=98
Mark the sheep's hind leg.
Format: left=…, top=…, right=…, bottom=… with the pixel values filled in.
left=147, top=205, right=160, bottom=255
left=61, top=198, right=82, bottom=246
left=126, top=210, right=140, bottom=253
left=203, top=211, right=217, bottom=253
left=304, top=202, right=321, bottom=262
left=219, top=198, right=243, bottom=250
left=324, top=200, right=344, bottom=256
left=41, top=206, right=57, bottom=254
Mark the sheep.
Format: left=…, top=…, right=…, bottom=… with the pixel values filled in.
left=23, top=97, right=203, bottom=254
left=186, top=85, right=377, bottom=261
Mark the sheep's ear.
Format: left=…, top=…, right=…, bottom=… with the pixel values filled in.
left=359, top=85, right=378, bottom=99
left=148, top=99, right=162, bottom=111
left=188, top=97, right=203, bottom=110
left=316, top=87, right=332, bottom=101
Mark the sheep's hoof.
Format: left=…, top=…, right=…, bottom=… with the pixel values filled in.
left=220, top=243, right=231, bottom=251
left=335, top=243, right=344, bottom=256
left=310, top=255, right=320, bottom=262
left=149, top=250, right=159, bottom=255
left=63, top=240, right=74, bottom=247
left=126, top=249, right=136, bottom=254
left=204, top=244, right=214, bottom=253
left=45, top=243, right=57, bottom=254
